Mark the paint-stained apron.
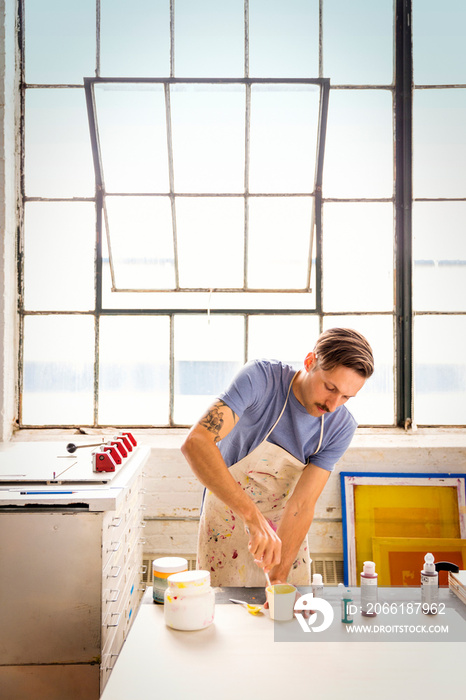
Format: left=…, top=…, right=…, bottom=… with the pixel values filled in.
left=197, top=373, right=324, bottom=587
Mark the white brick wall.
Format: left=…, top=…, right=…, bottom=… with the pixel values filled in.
left=139, top=428, right=466, bottom=560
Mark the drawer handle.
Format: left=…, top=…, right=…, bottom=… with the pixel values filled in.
left=138, top=538, right=146, bottom=545
left=139, top=564, right=147, bottom=574
left=139, top=521, right=146, bottom=528
left=105, top=653, right=119, bottom=670
left=139, top=505, right=147, bottom=511
left=109, top=517, right=122, bottom=528
left=108, top=565, right=121, bottom=579
left=107, top=589, right=121, bottom=603
left=106, top=612, right=121, bottom=628
left=139, top=488, right=147, bottom=494
left=107, top=541, right=121, bottom=553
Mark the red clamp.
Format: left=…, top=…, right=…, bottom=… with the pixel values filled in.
left=121, top=431, right=137, bottom=448
left=110, top=438, right=128, bottom=458
left=102, top=444, right=123, bottom=465
left=93, top=448, right=118, bottom=473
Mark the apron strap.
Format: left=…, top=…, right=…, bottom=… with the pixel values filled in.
left=311, top=414, right=325, bottom=457
left=264, top=371, right=298, bottom=441
left=264, top=370, right=326, bottom=460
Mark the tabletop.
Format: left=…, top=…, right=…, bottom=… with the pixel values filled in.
left=101, top=585, right=466, bottom=700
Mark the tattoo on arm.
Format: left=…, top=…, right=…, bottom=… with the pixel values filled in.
left=200, top=401, right=236, bottom=443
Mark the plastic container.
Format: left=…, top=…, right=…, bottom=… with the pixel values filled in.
left=152, top=557, right=188, bottom=603
left=421, top=552, right=439, bottom=615
left=360, top=560, right=378, bottom=617
left=311, top=573, right=324, bottom=598
left=338, top=583, right=353, bottom=624
left=164, top=570, right=215, bottom=631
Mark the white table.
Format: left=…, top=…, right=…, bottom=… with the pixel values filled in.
left=101, top=587, right=466, bottom=700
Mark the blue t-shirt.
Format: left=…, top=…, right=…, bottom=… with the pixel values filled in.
left=217, top=360, right=357, bottom=472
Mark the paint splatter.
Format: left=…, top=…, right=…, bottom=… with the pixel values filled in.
left=232, top=550, right=238, bottom=559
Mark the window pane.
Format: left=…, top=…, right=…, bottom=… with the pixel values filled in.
left=323, top=90, right=393, bottom=198
left=105, top=196, right=175, bottom=290
left=22, top=316, right=94, bottom=426
left=248, top=197, right=313, bottom=289
left=94, top=84, right=170, bottom=193
left=413, top=0, right=466, bottom=85
left=249, top=0, right=319, bottom=78
left=25, top=0, right=95, bottom=84
left=177, top=197, right=244, bottom=288
left=323, top=0, right=393, bottom=85
left=175, top=0, right=244, bottom=77
left=24, top=202, right=95, bottom=311
left=25, top=89, right=94, bottom=197
left=323, top=203, right=394, bottom=312
left=248, top=315, right=320, bottom=369
left=101, top=0, right=170, bottom=77
left=174, top=315, right=244, bottom=424
left=413, top=88, right=466, bottom=198
left=413, top=202, right=466, bottom=312
left=171, top=85, right=245, bottom=193
left=323, top=315, right=395, bottom=425
left=249, top=86, right=320, bottom=194
left=414, top=315, right=466, bottom=425
left=99, top=316, right=170, bottom=425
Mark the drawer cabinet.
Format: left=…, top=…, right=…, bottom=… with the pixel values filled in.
left=0, top=445, right=150, bottom=700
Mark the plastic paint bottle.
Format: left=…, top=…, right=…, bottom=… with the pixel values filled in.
left=311, top=573, right=324, bottom=598
left=421, top=553, right=439, bottom=615
left=152, top=557, right=188, bottom=603
left=338, top=583, right=353, bottom=624
left=360, top=560, right=378, bottom=617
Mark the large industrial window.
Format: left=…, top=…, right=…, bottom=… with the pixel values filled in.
left=18, top=0, right=466, bottom=428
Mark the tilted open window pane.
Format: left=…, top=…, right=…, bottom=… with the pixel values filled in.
left=248, top=197, right=314, bottom=289
left=170, top=85, right=245, bottom=193
left=176, top=197, right=244, bottom=289
left=104, top=196, right=175, bottom=290
left=249, top=86, right=320, bottom=194
left=94, top=84, right=169, bottom=194
left=86, top=78, right=329, bottom=301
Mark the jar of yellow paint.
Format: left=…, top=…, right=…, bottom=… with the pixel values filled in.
left=164, top=570, right=215, bottom=631
left=152, top=557, right=188, bottom=604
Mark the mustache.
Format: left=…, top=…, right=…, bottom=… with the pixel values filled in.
left=316, top=403, right=330, bottom=413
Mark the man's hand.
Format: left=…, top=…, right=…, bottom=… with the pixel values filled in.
left=244, top=517, right=282, bottom=574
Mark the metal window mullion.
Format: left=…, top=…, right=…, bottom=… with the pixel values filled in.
left=395, top=0, right=413, bottom=427
left=244, top=82, right=251, bottom=291
left=164, top=83, right=179, bottom=289
left=169, top=313, right=175, bottom=426
left=170, top=0, right=175, bottom=78
left=96, top=0, right=101, bottom=77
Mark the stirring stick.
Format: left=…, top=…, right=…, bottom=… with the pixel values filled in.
left=265, top=571, right=272, bottom=587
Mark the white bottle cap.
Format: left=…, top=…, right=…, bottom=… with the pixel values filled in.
left=312, top=573, right=323, bottom=585
left=363, top=561, right=376, bottom=575
left=423, top=552, right=436, bottom=573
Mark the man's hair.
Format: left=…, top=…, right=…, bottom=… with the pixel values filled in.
left=313, top=328, right=374, bottom=379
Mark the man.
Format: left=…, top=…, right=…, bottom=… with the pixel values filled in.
left=181, top=327, right=374, bottom=588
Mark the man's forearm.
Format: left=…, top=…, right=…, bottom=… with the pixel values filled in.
left=181, top=428, right=258, bottom=523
